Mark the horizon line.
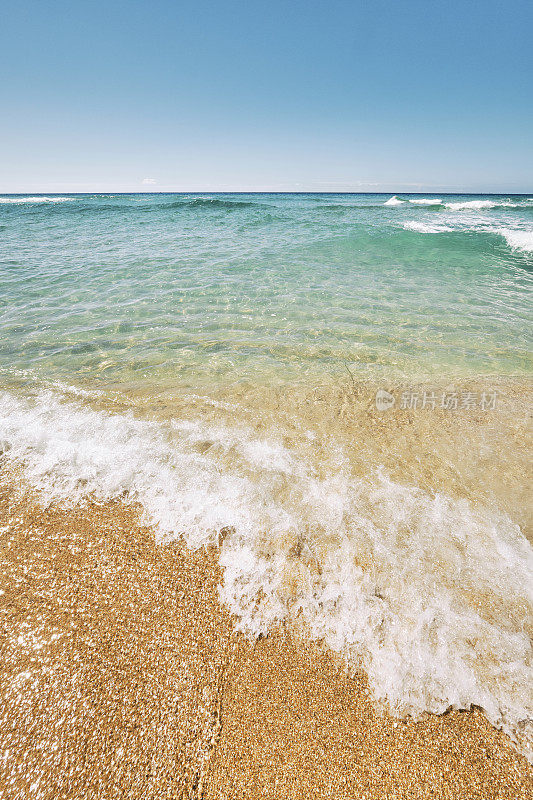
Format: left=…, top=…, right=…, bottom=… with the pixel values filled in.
left=1, top=190, right=532, bottom=196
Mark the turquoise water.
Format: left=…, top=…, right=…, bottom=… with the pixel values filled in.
left=1, top=193, right=532, bottom=760
left=1, top=193, right=532, bottom=390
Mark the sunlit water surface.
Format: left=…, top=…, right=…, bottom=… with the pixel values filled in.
left=1, top=193, right=532, bottom=760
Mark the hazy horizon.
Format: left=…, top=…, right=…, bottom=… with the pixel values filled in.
left=1, top=189, right=532, bottom=196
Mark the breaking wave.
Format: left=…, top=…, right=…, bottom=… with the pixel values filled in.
left=445, top=200, right=500, bottom=211
left=401, top=220, right=533, bottom=253
left=384, top=196, right=405, bottom=206
left=499, top=229, right=533, bottom=253
left=0, top=196, right=74, bottom=204
left=384, top=197, right=443, bottom=207
left=408, top=198, right=443, bottom=206
left=385, top=197, right=526, bottom=211
left=402, top=221, right=455, bottom=233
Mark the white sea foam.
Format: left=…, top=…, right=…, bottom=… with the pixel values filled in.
left=384, top=196, right=404, bottom=206
left=0, top=196, right=74, bottom=204
left=499, top=229, right=533, bottom=253
left=0, top=390, right=531, bottom=761
left=403, top=221, right=455, bottom=234
left=445, top=200, right=498, bottom=211
left=408, top=198, right=442, bottom=205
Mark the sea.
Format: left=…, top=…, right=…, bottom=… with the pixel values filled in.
left=0, top=192, right=532, bottom=760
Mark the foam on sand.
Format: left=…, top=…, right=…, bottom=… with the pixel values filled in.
left=0, top=389, right=531, bottom=762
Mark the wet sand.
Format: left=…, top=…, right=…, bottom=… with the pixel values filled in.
left=0, top=470, right=531, bottom=799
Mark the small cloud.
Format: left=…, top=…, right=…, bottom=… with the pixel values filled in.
left=141, top=177, right=157, bottom=185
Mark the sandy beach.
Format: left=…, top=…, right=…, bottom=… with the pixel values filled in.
left=2, top=0, right=532, bottom=794
left=1, top=468, right=531, bottom=799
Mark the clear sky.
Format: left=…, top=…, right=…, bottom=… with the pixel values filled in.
left=1, top=0, right=532, bottom=193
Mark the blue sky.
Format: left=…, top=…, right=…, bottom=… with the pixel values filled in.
left=1, top=0, right=532, bottom=192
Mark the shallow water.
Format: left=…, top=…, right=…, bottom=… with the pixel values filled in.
left=0, top=192, right=532, bottom=388
left=0, top=193, right=532, bottom=760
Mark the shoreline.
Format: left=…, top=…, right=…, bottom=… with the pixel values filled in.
left=1, top=471, right=531, bottom=798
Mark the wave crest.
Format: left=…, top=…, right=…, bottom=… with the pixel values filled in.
left=445, top=200, right=498, bottom=211
left=166, top=197, right=262, bottom=210
left=499, top=229, right=533, bottom=253
left=0, top=196, right=74, bottom=204
left=384, top=196, right=404, bottom=206
left=408, top=198, right=443, bottom=206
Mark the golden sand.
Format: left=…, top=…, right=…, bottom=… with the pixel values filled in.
left=0, top=471, right=531, bottom=799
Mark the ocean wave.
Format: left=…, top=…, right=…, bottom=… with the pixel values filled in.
left=499, top=229, right=533, bottom=253
left=445, top=200, right=499, bottom=211
left=0, top=196, right=74, bottom=204
left=384, top=196, right=444, bottom=207
left=384, top=196, right=404, bottom=206
left=0, top=389, right=531, bottom=761
left=402, top=221, right=455, bottom=233
left=314, top=204, right=351, bottom=211
left=402, top=219, right=533, bottom=251
left=408, top=198, right=443, bottom=206
left=166, top=197, right=262, bottom=210
left=444, top=199, right=527, bottom=211
left=385, top=197, right=526, bottom=212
